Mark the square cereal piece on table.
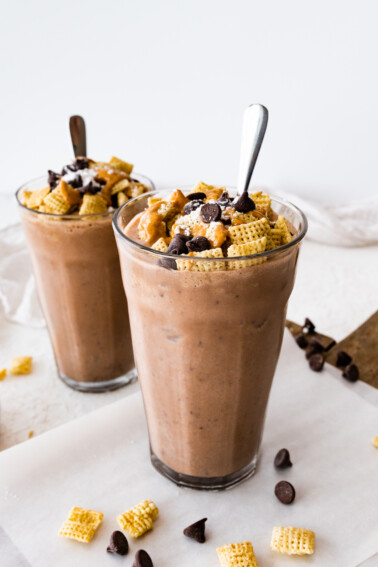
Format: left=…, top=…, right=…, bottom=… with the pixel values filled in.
left=228, top=217, right=271, bottom=245
left=59, top=507, right=103, bottom=543
left=217, top=541, right=259, bottom=567
left=117, top=500, right=159, bottom=538
left=177, top=248, right=225, bottom=272
left=270, top=526, right=315, bottom=555
left=0, top=368, right=6, bottom=380
left=227, top=237, right=267, bottom=270
left=10, top=357, right=32, bottom=375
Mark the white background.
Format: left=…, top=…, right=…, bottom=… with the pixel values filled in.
left=1, top=0, right=378, bottom=202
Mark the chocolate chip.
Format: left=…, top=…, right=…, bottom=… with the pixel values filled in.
left=232, top=193, right=255, bottom=213
left=133, top=550, right=153, bottom=567
left=158, top=257, right=177, bottom=270
left=308, top=353, right=324, bottom=371
left=96, top=177, right=107, bottom=186
left=186, top=236, right=211, bottom=253
left=107, top=531, right=129, bottom=556
left=274, top=480, right=295, bottom=504
left=183, top=200, right=203, bottom=215
left=187, top=192, right=206, bottom=201
left=61, top=164, right=77, bottom=174
left=200, top=203, right=221, bottom=223
left=342, top=363, right=359, bottom=382
left=336, top=350, right=352, bottom=367
left=309, top=338, right=324, bottom=353
left=305, top=346, right=319, bottom=359
left=217, top=191, right=232, bottom=207
left=295, top=334, right=308, bottom=349
left=73, top=157, right=89, bottom=170
left=302, top=317, right=315, bottom=334
left=221, top=217, right=231, bottom=225
left=81, top=180, right=102, bottom=194
left=67, top=174, right=82, bottom=189
left=47, top=170, right=60, bottom=190
left=183, top=518, right=207, bottom=543
left=274, top=448, right=292, bottom=469
left=167, top=235, right=189, bottom=255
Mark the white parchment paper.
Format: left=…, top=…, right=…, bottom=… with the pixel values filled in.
left=0, top=332, right=377, bottom=567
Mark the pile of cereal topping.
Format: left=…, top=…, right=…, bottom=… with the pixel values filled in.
left=21, top=156, right=149, bottom=215
left=137, top=182, right=293, bottom=271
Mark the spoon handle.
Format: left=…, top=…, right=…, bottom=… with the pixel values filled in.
left=69, top=115, right=87, bottom=157
left=237, top=104, right=268, bottom=194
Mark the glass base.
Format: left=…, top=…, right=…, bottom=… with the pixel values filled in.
left=58, top=367, right=137, bottom=393
left=150, top=452, right=258, bottom=491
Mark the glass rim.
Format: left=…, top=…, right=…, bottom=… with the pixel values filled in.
left=112, top=188, right=308, bottom=262
left=15, top=173, right=156, bottom=219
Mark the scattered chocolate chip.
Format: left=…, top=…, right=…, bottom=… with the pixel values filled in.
left=107, top=531, right=129, bottom=556
left=274, top=448, right=292, bottom=469
left=73, top=157, right=89, bottom=170
left=96, top=177, right=107, bottom=185
left=47, top=170, right=60, bottom=190
left=336, top=350, right=352, bottom=367
left=186, top=236, right=211, bottom=253
left=217, top=191, right=232, bottom=207
left=305, top=346, right=319, bottom=359
left=158, top=257, right=177, bottom=270
left=167, top=235, right=189, bottom=255
left=187, top=192, right=206, bottom=201
left=183, top=518, right=207, bottom=543
left=308, top=353, right=324, bottom=371
left=200, top=203, right=221, bottom=223
left=302, top=317, right=315, bottom=334
left=133, top=550, right=153, bottom=567
left=274, top=480, right=296, bottom=504
left=183, top=200, right=203, bottom=215
left=309, top=338, right=324, bottom=353
left=342, top=363, right=359, bottom=382
left=295, top=334, right=308, bottom=349
left=232, top=192, right=255, bottom=213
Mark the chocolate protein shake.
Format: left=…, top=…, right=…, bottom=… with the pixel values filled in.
left=114, top=183, right=307, bottom=487
left=17, top=156, right=153, bottom=392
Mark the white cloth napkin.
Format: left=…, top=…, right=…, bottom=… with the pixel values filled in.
left=1, top=193, right=378, bottom=328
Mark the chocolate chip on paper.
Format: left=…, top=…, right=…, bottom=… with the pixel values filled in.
left=295, top=334, right=308, bottom=349
left=183, top=518, right=207, bottom=543
left=186, top=236, right=211, bottom=253
left=107, top=530, right=129, bottom=556
left=133, top=549, right=153, bottom=567
left=274, top=480, right=296, bottom=504
left=309, top=337, right=324, bottom=352
left=200, top=203, right=221, bottom=223
left=302, top=317, right=316, bottom=334
left=232, top=192, right=255, bottom=213
left=274, top=448, right=292, bottom=469
left=342, top=363, right=359, bottom=382
left=308, top=353, right=324, bottom=371
left=336, top=350, right=352, bottom=367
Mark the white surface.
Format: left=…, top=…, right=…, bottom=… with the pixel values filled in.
left=0, top=332, right=377, bottom=567
left=1, top=193, right=378, bottom=450
left=2, top=0, right=378, bottom=202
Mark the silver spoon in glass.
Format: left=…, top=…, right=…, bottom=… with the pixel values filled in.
left=237, top=104, right=268, bottom=196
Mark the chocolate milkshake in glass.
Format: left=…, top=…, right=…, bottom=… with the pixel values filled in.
left=113, top=184, right=307, bottom=488
left=16, top=156, right=154, bottom=392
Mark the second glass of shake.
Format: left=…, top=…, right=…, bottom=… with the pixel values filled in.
left=16, top=156, right=154, bottom=392
left=113, top=183, right=307, bottom=488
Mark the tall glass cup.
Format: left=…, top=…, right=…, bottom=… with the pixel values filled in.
left=113, top=190, right=307, bottom=488
left=16, top=173, right=154, bottom=392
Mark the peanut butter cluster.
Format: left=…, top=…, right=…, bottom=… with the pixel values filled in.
left=21, top=156, right=149, bottom=215
left=137, top=182, right=293, bottom=271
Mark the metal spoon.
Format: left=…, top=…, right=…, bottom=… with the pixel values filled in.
left=237, top=104, right=268, bottom=195
left=69, top=115, right=87, bottom=157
